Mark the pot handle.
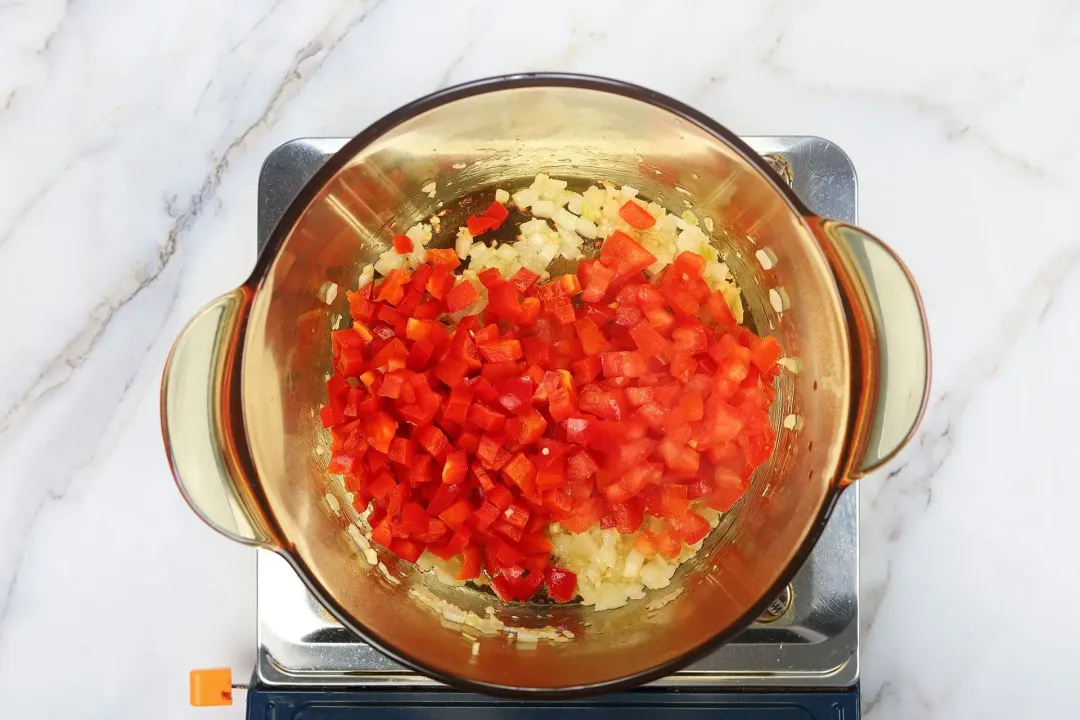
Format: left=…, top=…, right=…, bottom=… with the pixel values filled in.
left=813, top=220, right=931, bottom=482
left=160, top=288, right=278, bottom=548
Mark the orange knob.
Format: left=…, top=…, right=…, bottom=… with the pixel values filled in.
left=189, top=668, right=233, bottom=706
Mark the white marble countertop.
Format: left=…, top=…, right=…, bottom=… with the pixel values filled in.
left=2, top=0, right=1078, bottom=717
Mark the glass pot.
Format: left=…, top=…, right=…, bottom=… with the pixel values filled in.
left=161, top=74, right=929, bottom=696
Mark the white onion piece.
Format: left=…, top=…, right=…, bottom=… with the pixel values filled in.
left=531, top=200, right=555, bottom=218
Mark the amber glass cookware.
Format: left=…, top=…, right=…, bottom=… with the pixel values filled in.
left=161, top=74, right=929, bottom=697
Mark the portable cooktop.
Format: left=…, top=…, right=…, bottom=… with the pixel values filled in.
left=244, top=136, right=861, bottom=718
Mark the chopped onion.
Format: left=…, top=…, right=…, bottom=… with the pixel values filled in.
left=552, top=207, right=578, bottom=230
left=512, top=188, right=538, bottom=211
left=494, top=188, right=510, bottom=204
left=575, top=216, right=598, bottom=239
left=455, top=227, right=473, bottom=259
left=531, top=200, right=555, bottom=218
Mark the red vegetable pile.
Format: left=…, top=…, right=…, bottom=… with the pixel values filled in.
left=321, top=227, right=781, bottom=603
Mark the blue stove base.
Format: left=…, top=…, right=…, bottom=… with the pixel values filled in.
left=246, top=684, right=860, bottom=719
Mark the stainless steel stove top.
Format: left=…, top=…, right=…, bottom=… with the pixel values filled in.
left=254, top=136, right=859, bottom=689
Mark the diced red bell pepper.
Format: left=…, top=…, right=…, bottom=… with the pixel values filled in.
left=671, top=250, right=706, bottom=278
left=670, top=510, right=711, bottom=545
left=438, top=499, right=473, bottom=530
left=320, top=403, right=346, bottom=429
left=427, top=248, right=461, bottom=270
left=502, top=452, right=537, bottom=492
left=671, top=322, right=709, bottom=356
left=511, top=569, right=545, bottom=601
left=392, top=234, right=414, bottom=253
left=618, top=200, right=656, bottom=230
left=509, top=267, right=540, bottom=293
left=577, top=258, right=616, bottom=303
left=611, top=500, right=644, bottom=534
left=362, top=412, right=398, bottom=454
left=477, top=337, right=522, bottom=363
left=470, top=500, right=501, bottom=530
left=426, top=265, right=456, bottom=299
left=400, top=501, right=430, bottom=536
left=515, top=408, right=548, bottom=445
left=466, top=214, right=500, bottom=236
left=441, top=450, right=468, bottom=485
left=545, top=566, right=577, bottom=603
left=444, top=279, right=479, bottom=313
left=751, top=336, right=783, bottom=372
left=371, top=517, right=394, bottom=549
left=467, top=403, right=506, bottom=432
left=433, top=358, right=469, bottom=389
left=656, top=530, right=682, bottom=560
left=387, top=436, right=417, bottom=466
left=492, top=518, right=524, bottom=543
left=457, top=545, right=481, bottom=580
left=599, top=230, right=656, bottom=280
left=409, top=264, right=433, bottom=293
left=477, top=434, right=510, bottom=470
left=482, top=200, right=510, bottom=225
left=568, top=355, right=600, bottom=386
left=389, top=538, right=425, bottom=563
left=599, top=351, right=647, bottom=379
left=574, top=318, right=610, bottom=355
left=375, top=269, right=411, bottom=306
left=347, top=283, right=376, bottom=323
left=414, top=424, right=450, bottom=460
left=707, top=290, right=737, bottom=329
left=559, top=496, right=605, bottom=534
left=496, top=376, right=533, bottom=416
left=547, top=385, right=578, bottom=423
left=426, top=482, right=463, bottom=517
